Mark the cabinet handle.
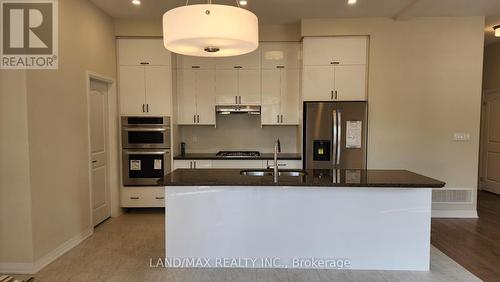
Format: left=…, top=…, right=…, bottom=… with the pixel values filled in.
left=235, top=96, right=238, bottom=104
left=140, top=62, right=149, bottom=65
left=234, top=66, right=242, bottom=69
left=191, top=65, right=200, bottom=69
left=130, top=197, right=139, bottom=200
left=193, top=161, right=197, bottom=169
left=276, top=65, right=285, bottom=69
left=281, top=115, right=284, bottom=123
left=190, top=161, right=193, bottom=169
left=239, top=96, right=242, bottom=104
left=331, top=91, right=334, bottom=100
left=197, top=115, right=200, bottom=123
left=146, top=104, right=149, bottom=112
left=335, top=90, right=338, bottom=100
left=277, top=115, right=280, bottom=123
left=194, top=115, right=196, bottom=123
left=330, top=61, right=340, bottom=65
left=142, top=104, right=145, bottom=112
left=155, top=197, right=164, bottom=200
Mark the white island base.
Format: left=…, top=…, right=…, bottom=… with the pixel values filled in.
left=166, top=186, right=432, bottom=271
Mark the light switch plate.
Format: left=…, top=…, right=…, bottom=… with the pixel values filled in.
left=453, top=133, right=470, bottom=141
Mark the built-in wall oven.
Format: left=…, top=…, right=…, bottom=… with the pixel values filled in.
left=121, top=116, right=171, bottom=186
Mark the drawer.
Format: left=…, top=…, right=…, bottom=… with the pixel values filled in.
left=121, top=187, right=165, bottom=208
left=211, top=160, right=265, bottom=169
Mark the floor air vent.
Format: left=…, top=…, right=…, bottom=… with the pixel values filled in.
left=432, top=189, right=473, bottom=204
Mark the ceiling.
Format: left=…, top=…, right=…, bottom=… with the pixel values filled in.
left=91, top=0, right=500, bottom=44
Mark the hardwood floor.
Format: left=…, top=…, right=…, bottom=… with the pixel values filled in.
left=431, top=190, right=500, bottom=282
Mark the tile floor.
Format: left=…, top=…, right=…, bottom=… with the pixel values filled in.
left=30, top=209, right=480, bottom=282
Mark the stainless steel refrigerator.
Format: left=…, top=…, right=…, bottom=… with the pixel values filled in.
left=303, top=102, right=368, bottom=170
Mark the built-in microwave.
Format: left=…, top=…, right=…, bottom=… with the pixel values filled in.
left=121, top=116, right=171, bottom=149
left=122, top=149, right=171, bottom=186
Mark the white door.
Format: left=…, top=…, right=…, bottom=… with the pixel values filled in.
left=215, top=69, right=238, bottom=105
left=177, top=69, right=197, bottom=124
left=303, top=65, right=334, bottom=101
left=281, top=68, right=300, bottom=124
left=334, top=65, right=367, bottom=101
left=196, top=70, right=216, bottom=125
left=89, top=79, right=111, bottom=226
left=481, top=90, right=500, bottom=194
left=145, top=66, right=172, bottom=115
left=119, top=66, right=146, bottom=115
left=261, top=69, right=281, bottom=125
left=238, top=69, right=261, bottom=105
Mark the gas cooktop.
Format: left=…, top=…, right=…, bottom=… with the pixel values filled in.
left=216, top=151, right=261, bottom=158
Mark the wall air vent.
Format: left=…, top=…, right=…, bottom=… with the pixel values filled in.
left=432, top=188, right=473, bottom=204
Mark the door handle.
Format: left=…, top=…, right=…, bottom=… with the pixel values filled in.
left=337, top=111, right=342, bottom=166
left=332, top=109, right=337, bottom=169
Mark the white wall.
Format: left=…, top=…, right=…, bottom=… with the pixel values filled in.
left=0, top=0, right=117, bottom=272
left=0, top=71, right=34, bottom=266
left=302, top=17, right=485, bottom=214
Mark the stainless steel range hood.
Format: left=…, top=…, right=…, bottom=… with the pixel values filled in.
left=216, top=105, right=261, bottom=115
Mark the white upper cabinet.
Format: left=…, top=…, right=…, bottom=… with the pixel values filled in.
left=261, top=43, right=301, bottom=69
left=145, top=66, right=172, bottom=115
left=118, top=39, right=171, bottom=66
left=176, top=69, right=216, bottom=125
left=215, top=69, right=239, bottom=105
left=302, top=36, right=368, bottom=101
left=118, top=39, right=173, bottom=116
left=261, top=68, right=300, bottom=125
left=334, top=65, right=367, bottom=101
left=215, top=69, right=261, bottom=105
left=119, top=66, right=147, bottom=115
left=176, top=55, right=215, bottom=70
left=119, top=65, right=172, bottom=115
left=238, top=69, right=261, bottom=105
left=302, top=65, right=335, bottom=101
left=303, top=37, right=367, bottom=66
left=215, top=47, right=261, bottom=69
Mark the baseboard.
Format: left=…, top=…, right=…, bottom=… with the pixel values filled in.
left=0, top=262, right=35, bottom=274
left=0, top=227, right=93, bottom=274
left=432, top=210, right=479, bottom=218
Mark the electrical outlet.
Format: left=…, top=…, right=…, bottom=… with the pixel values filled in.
left=453, top=133, right=470, bottom=141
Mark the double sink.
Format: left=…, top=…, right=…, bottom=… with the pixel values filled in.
left=240, top=170, right=307, bottom=177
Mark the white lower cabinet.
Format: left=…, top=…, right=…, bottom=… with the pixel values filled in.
left=265, top=160, right=303, bottom=169
left=173, top=160, right=212, bottom=169
left=212, top=160, right=265, bottom=169
left=121, top=187, right=165, bottom=208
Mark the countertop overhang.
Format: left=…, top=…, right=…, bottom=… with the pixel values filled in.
left=159, top=169, right=445, bottom=188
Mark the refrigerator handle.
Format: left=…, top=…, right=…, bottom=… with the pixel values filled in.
left=337, top=111, right=342, bottom=165
left=332, top=109, right=337, bottom=169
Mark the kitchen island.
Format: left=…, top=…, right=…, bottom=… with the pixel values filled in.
left=161, top=169, right=445, bottom=271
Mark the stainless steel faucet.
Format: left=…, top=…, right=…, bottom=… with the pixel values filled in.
left=269, top=138, right=281, bottom=183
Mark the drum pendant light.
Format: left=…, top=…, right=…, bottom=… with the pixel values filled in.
left=162, top=0, right=259, bottom=57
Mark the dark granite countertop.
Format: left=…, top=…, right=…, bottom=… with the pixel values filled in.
left=159, top=169, right=445, bottom=188
left=173, top=153, right=301, bottom=160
